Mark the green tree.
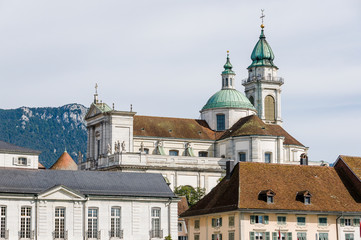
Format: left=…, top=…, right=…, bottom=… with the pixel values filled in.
left=174, top=185, right=205, bottom=206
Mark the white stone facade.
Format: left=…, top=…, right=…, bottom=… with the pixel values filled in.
left=0, top=152, right=39, bottom=169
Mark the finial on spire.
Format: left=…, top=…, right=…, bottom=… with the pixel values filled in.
left=95, top=83, right=98, bottom=94
left=94, top=83, right=99, bottom=104
left=260, top=9, right=265, bottom=29
left=130, top=104, right=133, bottom=112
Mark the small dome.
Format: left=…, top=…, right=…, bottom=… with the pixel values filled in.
left=50, top=151, right=78, bottom=170
left=248, top=29, right=277, bottom=69
left=202, top=89, right=256, bottom=111
left=222, top=54, right=235, bottom=75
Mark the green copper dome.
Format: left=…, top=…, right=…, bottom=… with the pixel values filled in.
left=248, top=29, right=278, bottom=69
left=202, top=89, right=256, bottom=111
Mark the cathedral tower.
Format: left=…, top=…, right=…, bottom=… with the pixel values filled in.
left=242, top=23, right=283, bottom=125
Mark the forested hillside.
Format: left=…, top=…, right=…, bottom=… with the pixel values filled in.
left=0, top=104, right=88, bottom=168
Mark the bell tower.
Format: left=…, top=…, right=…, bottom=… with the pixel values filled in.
left=242, top=11, right=283, bottom=125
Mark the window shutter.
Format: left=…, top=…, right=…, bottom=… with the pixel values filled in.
left=340, top=218, right=344, bottom=226
left=219, top=217, right=222, bottom=226
left=264, top=215, right=269, bottom=224
left=27, top=158, right=31, bottom=166
left=265, top=232, right=270, bottom=240
left=250, top=232, right=255, bottom=240
left=353, top=218, right=360, bottom=227
left=272, top=232, right=277, bottom=240
left=287, top=232, right=292, bottom=240
left=13, top=157, right=16, bottom=165
left=212, top=219, right=216, bottom=227
left=250, top=215, right=255, bottom=224
left=219, top=234, right=222, bottom=240
left=212, top=234, right=215, bottom=240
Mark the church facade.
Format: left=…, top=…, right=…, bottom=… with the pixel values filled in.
left=79, top=25, right=318, bottom=193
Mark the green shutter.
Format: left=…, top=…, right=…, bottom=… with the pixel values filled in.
left=219, top=217, right=222, bottom=226
left=219, top=234, right=222, bottom=240
left=250, top=215, right=255, bottom=224
left=340, top=218, right=344, bottom=227
left=212, top=234, right=215, bottom=240
left=212, top=218, right=216, bottom=227
left=265, top=232, right=270, bottom=240
left=250, top=232, right=255, bottom=240
left=264, top=215, right=269, bottom=224
left=272, top=232, right=277, bottom=240
left=287, top=232, right=292, bottom=240
left=353, top=218, right=360, bottom=227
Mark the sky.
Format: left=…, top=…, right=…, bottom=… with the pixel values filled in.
left=0, top=0, right=360, bottom=163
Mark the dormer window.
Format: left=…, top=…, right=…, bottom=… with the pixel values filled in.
left=258, top=189, right=275, bottom=204
left=297, top=191, right=312, bottom=205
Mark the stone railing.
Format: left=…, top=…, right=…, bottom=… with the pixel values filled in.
left=79, top=153, right=226, bottom=171
left=242, top=76, right=284, bottom=84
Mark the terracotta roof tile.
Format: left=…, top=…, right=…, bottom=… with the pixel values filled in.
left=219, top=115, right=304, bottom=146
left=339, top=155, right=361, bottom=180
left=134, top=115, right=221, bottom=140
left=50, top=151, right=78, bottom=170
left=181, top=162, right=361, bottom=217
left=178, top=196, right=190, bottom=216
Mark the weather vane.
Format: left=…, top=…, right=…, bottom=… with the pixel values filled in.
left=260, top=9, right=265, bottom=28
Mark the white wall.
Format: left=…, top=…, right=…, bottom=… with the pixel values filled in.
left=0, top=152, right=39, bottom=169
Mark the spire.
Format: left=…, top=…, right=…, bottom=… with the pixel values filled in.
left=247, top=11, right=277, bottom=69
left=222, top=51, right=235, bottom=75
left=94, top=83, right=99, bottom=104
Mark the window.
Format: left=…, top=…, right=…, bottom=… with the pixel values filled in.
left=229, top=232, right=235, bottom=240
left=297, top=232, right=306, bottom=240
left=239, top=152, right=246, bottom=162
left=226, top=78, right=228, bottom=86
left=198, top=151, right=208, bottom=157
left=178, top=222, right=182, bottom=232
left=250, top=232, right=270, bottom=240
left=272, top=232, right=292, bottom=240
left=88, top=208, right=98, bottom=239
left=194, top=220, right=200, bottom=230
left=265, top=153, right=271, bottom=163
left=267, top=196, right=274, bottom=204
left=216, top=114, right=225, bottom=131
left=341, top=218, right=352, bottom=226
left=277, top=216, right=286, bottom=225
left=228, top=216, right=234, bottom=227
left=211, top=217, right=222, bottom=227
left=178, top=237, right=188, bottom=240
left=212, top=233, right=222, bottom=240
left=250, top=215, right=269, bottom=224
left=110, top=207, right=121, bottom=238
left=345, top=233, right=354, bottom=240
left=318, top=217, right=327, bottom=226
left=319, top=233, right=328, bottom=240
left=249, top=96, right=255, bottom=106
left=194, top=234, right=200, bottom=240
left=20, top=206, right=31, bottom=239
left=265, top=95, right=275, bottom=122
left=151, top=208, right=161, bottom=238
left=54, top=207, right=65, bottom=239
left=297, top=217, right=306, bottom=225
left=304, top=196, right=311, bottom=205
left=230, top=78, right=232, bottom=87
left=0, top=206, right=6, bottom=239
left=169, top=150, right=179, bottom=156
left=18, top=157, right=27, bottom=165
left=97, top=140, right=101, bottom=157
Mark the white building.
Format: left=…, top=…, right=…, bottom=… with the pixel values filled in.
left=0, top=168, right=178, bottom=240
left=0, top=140, right=40, bottom=169
left=79, top=25, right=323, bottom=193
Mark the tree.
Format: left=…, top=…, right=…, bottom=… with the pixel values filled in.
left=174, top=185, right=206, bottom=206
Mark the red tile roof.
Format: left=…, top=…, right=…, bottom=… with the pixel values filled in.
left=338, top=155, right=361, bottom=180
left=50, top=151, right=78, bottom=170
left=181, top=162, right=361, bottom=217
left=178, top=196, right=190, bottom=216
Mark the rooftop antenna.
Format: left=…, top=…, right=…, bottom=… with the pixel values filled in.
left=260, top=9, right=265, bottom=29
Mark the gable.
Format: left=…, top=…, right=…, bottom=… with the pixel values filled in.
left=84, top=104, right=102, bottom=120
left=38, top=185, right=85, bottom=201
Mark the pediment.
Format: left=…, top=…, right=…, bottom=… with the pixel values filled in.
left=84, top=104, right=102, bottom=120
left=38, top=185, right=85, bottom=201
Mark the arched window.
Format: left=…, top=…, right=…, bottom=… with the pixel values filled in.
left=225, top=78, right=228, bottom=87
left=249, top=96, right=254, bottom=106
left=216, top=114, right=225, bottom=131
left=230, top=78, right=232, bottom=87
left=264, top=95, right=275, bottom=122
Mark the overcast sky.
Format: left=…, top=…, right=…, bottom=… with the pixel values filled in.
left=0, top=0, right=360, bottom=163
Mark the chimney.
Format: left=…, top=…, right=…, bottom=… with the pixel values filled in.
left=226, top=160, right=234, bottom=180
left=300, top=153, right=308, bottom=165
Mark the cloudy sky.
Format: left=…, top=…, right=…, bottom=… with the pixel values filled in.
left=0, top=0, right=360, bottom=163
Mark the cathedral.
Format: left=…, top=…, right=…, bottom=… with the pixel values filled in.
left=79, top=24, right=320, bottom=193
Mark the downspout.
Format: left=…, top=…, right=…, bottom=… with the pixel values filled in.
left=34, top=194, right=38, bottom=240
left=336, top=213, right=343, bottom=240
left=166, top=198, right=172, bottom=237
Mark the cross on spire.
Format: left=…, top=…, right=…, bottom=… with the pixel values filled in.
left=260, top=9, right=265, bottom=28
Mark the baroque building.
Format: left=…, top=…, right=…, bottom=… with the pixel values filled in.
left=79, top=24, right=318, bottom=193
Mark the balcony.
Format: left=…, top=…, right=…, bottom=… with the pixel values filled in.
left=149, top=229, right=163, bottom=238
left=109, top=230, right=123, bottom=239
left=242, top=76, right=284, bottom=85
